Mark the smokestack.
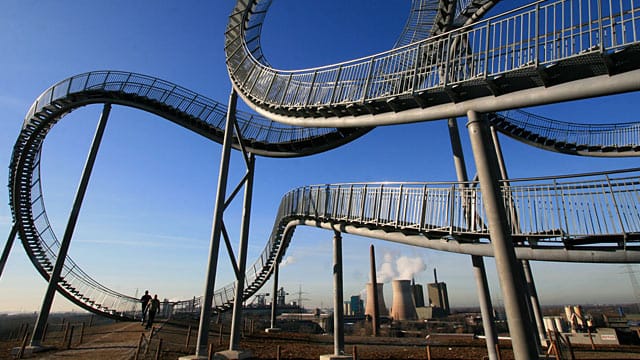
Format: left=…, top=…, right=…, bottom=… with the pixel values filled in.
left=370, top=244, right=380, bottom=336
left=434, top=268, right=438, bottom=284
left=365, top=283, right=388, bottom=317
left=390, top=280, right=417, bottom=320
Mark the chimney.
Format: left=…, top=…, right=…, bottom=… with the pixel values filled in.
left=365, top=283, right=388, bottom=317
left=390, top=279, right=417, bottom=320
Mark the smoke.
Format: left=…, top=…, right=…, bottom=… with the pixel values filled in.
left=376, top=249, right=426, bottom=283
left=280, top=256, right=296, bottom=267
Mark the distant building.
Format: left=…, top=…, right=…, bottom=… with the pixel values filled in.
left=412, top=281, right=425, bottom=308
left=350, top=295, right=364, bottom=316
left=427, top=282, right=450, bottom=317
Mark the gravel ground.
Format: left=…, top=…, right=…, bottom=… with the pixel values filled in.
left=2, top=321, right=640, bottom=359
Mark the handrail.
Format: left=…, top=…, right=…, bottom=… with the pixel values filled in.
left=9, top=70, right=370, bottom=319
left=25, top=71, right=354, bottom=149
left=226, top=0, right=640, bottom=121
left=492, top=110, right=640, bottom=155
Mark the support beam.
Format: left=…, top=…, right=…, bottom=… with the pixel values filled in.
left=227, top=154, right=255, bottom=355
left=192, top=91, right=238, bottom=358
left=30, top=103, right=111, bottom=347
left=320, top=231, right=351, bottom=360
left=490, top=125, right=546, bottom=347
left=268, top=262, right=280, bottom=331
left=0, top=224, right=18, bottom=280
left=447, top=117, right=498, bottom=360
left=466, top=110, right=538, bottom=360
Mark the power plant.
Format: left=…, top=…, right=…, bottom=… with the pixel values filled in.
left=364, top=282, right=388, bottom=317
left=390, top=279, right=418, bottom=320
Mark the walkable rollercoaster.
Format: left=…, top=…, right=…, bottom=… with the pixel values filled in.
left=5, top=0, right=640, bottom=359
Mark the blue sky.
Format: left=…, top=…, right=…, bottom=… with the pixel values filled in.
left=0, top=1, right=638, bottom=314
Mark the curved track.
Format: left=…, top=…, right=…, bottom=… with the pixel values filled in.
left=8, top=0, right=640, bottom=321
left=226, top=0, right=640, bottom=127
left=9, top=71, right=369, bottom=318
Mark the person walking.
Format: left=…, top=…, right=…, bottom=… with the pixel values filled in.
left=140, top=290, right=152, bottom=324
left=146, top=294, right=160, bottom=329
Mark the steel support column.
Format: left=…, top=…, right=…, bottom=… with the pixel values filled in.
left=0, top=224, right=18, bottom=280
left=30, top=103, right=111, bottom=347
left=194, top=91, right=237, bottom=357
left=269, top=262, right=279, bottom=330
left=332, top=231, right=345, bottom=355
left=229, top=153, right=255, bottom=351
left=466, top=110, right=538, bottom=360
left=490, top=125, right=546, bottom=347
left=447, top=117, right=498, bottom=360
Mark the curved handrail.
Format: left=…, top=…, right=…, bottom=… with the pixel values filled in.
left=492, top=110, right=640, bottom=156
left=9, top=71, right=370, bottom=319
left=177, top=166, right=640, bottom=315
left=11, top=73, right=640, bottom=319
left=226, top=0, right=640, bottom=126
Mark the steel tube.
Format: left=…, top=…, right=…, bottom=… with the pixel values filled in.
left=291, top=219, right=640, bottom=262
left=332, top=231, right=345, bottom=355
left=270, top=262, right=279, bottom=329
left=0, top=224, right=17, bottom=280
left=466, top=110, right=538, bottom=359
left=447, top=118, right=498, bottom=360
left=238, top=69, right=640, bottom=128
left=229, top=154, right=255, bottom=351
left=195, top=91, right=237, bottom=357
left=31, top=103, right=111, bottom=346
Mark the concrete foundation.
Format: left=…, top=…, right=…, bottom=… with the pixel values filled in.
left=11, top=345, right=55, bottom=357
left=213, top=350, right=253, bottom=360
left=319, top=354, right=353, bottom=360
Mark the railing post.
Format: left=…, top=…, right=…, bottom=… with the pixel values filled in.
left=598, top=0, right=604, bottom=51
left=329, top=66, right=343, bottom=105
left=605, top=174, right=628, bottom=248
left=361, top=58, right=376, bottom=103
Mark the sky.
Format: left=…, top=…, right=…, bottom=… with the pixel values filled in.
left=0, top=0, right=639, bottom=315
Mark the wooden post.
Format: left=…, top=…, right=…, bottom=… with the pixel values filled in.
left=495, top=343, right=502, bottom=360
left=208, top=343, right=214, bottom=360
left=276, top=345, right=281, bottom=360
left=185, top=325, right=192, bottom=349
left=587, top=327, right=596, bottom=350
left=62, top=322, right=70, bottom=346
left=219, top=324, right=224, bottom=345
left=154, top=338, right=163, bottom=360
left=352, top=345, right=358, bottom=360
left=565, top=335, right=576, bottom=360
left=135, top=333, right=145, bottom=360
left=79, top=322, right=85, bottom=344
left=16, top=331, right=29, bottom=359
left=66, top=325, right=75, bottom=349
left=426, top=344, right=432, bottom=360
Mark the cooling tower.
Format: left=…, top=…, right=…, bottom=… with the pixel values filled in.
left=365, top=283, right=388, bottom=317
left=390, top=280, right=418, bottom=320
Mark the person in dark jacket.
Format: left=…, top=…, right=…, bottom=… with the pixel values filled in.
left=140, top=290, right=152, bottom=324
left=146, top=294, right=161, bottom=329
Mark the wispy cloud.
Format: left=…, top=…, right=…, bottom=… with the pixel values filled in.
left=280, top=256, right=296, bottom=267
